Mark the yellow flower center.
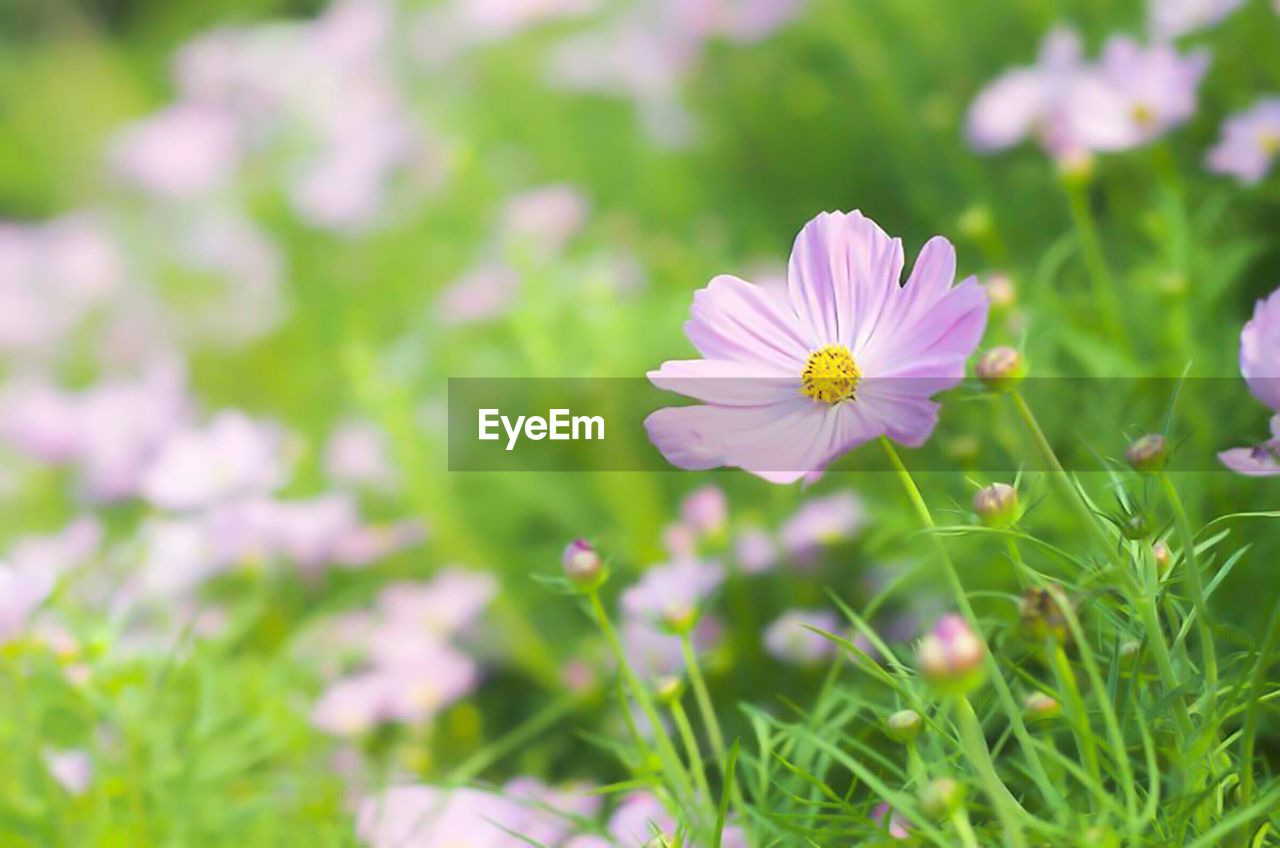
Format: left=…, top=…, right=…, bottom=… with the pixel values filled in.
left=1262, top=132, right=1280, bottom=156
left=1131, top=103, right=1155, bottom=127
left=800, top=344, right=860, bottom=404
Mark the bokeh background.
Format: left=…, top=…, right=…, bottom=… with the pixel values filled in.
left=2, top=0, right=1279, bottom=844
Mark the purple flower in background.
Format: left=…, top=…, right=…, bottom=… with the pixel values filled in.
left=1220, top=286, right=1280, bottom=475
left=763, top=608, right=840, bottom=665
left=1206, top=97, right=1280, bottom=184
left=1065, top=37, right=1209, bottom=152
left=779, top=491, right=866, bottom=557
left=324, top=418, right=399, bottom=491
left=1149, top=0, right=1244, bottom=40
left=870, top=803, right=912, bottom=840
left=679, top=484, right=728, bottom=536
left=140, top=411, right=288, bottom=511
left=734, top=524, right=778, bottom=573
left=608, top=791, right=676, bottom=846
left=7, top=517, right=102, bottom=578
left=373, top=567, right=498, bottom=640
left=621, top=558, right=725, bottom=623
left=646, top=211, right=988, bottom=483
left=109, top=103, right=242, bottom=200
left=43, top=749, right=93, bottom=796
left=501, top=184, right=591, bottom=255
left=436, top=261, right=520, bottom=325
left=620, top=614, right=721, bottom=679
left=0, top=561, right=55, bottom=644
left=966, top=26, right=1086, bottom=158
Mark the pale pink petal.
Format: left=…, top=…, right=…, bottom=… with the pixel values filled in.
left=685, top=274, right=812, bottom=369
left=647, top=358, right=797, bottom=405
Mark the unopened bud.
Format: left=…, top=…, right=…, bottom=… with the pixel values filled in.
left=1152, top=540, right=1172, bottom=576
left=1125, top=434, right=1167, bottom=473
left=1019, top=585, right=1073, bottom=644
left=1121, top=511, right=1153, bottom=540
left=1119, top=640, right=1141, bottom=663
left=562, top=539, right=605, bottom=590
left=973, top=483, right=1018, bottom=528
left=976, top=346, right=1024, bottom=391
left=1024, top=691, right=1061, bottom=720
left=655, top=675, right=684, bottom=704
left=919, top=777, right=964, bottom=820
left=661, top=603, right=698, bottom=634
left=885, top=709, right=923, bottom=743
left=917, top=615, right=986, bottom=692
left=984, top=273, right=1017, bottom=310
left=1056, top=148, right=1095, bottom=185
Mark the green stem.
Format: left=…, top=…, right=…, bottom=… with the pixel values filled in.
left=1062, top=178, right=1127, bottom=352
left=1047, top=641, right=1101, bottom=792
left=670, top=698, right=714, bottom=805
left=1238, top=597, right=1280, bottom=816
left=1159, top=473, right=1218, bottom=690
left=879, top=437, right=1060, bottom=815
left=587, top=592, right=702, bottom=818
left=952, top=806, right=983, bottom=848
left=447, top=689, right=585, bottom=783
left=955, top=695, right=1028, bottom=848
left=1134, top=589, right=1195, bottom=742
left=680, top=634, right=727, bottom=763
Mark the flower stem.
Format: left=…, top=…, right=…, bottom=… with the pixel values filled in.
left=1159, top=472, right=1218, bottom=690
left=680, top=634, right=727, bottom=764
left=878, top=437, right=1060, bottom=816
left=1046, top=641, right=1101, bottom=792
left=954, top=694, right=1028, bottom=848
left=1239, top=596, right=1280, bottom=814
left=952, top=806, right=982, bottom=848
left=669, top=698, right=714, bottom=805
left=1062, top=179, right=1127, bottom=352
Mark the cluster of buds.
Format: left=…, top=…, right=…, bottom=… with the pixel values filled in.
left=916, top=615, right=986, bottom=693
left=976, top=346, right=1024, bottom=391
left=562, top=539, right=606, bottom=591
left=973, top=482, right=1018, bottom=528
left=1019, top=584, right=1074, bottom=644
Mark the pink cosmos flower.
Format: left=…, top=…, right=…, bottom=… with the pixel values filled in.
left=621, top=558, right=725, bottom=623
left=645, top=211, right=988, bottom=483
left=500, top=184, right=591, bottom=255
left=109, top=102, right=242, bottom=200
left=733, top=524, right=777, bottom=574
left=965, top=26, right=1086, bottom=158
left=1220, top=286, right=1280, bottom=475
left=607, top=791, right=676, bottom=845
left=1206, top=97, right=1280, bottom=185
left=779, top=491, right=865, bottom=556
left=140, top=411, right=289, bottom=511
left=679, top=484, right=728, bottom=536
left=1064, top=37, right=1209, bottom=152
left=763, top=608, right=840, bottom=665
left=0, top=561, right=55, bottom=644
left=43, top=749, right=93, bottom=796
left=1149, top=0, right=1244, bottom=40
left=621, top=614, right=721, bottom=679
left=6, top=516, right=102, bottom=577
left=324, top=418, right=398, bottom=490
left=435, top=261, right=520, bottom=325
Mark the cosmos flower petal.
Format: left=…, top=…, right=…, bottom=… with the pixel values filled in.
left=648, top=358, right=799, bottom=406
left=1241, top=288, right=1280, bottom=413
left=1218, top=446, right=1280, bottom=476
left=787, top=211, right=903, bottom=350
left=864, top=276, right=988, bottom=379
left=685, top=274, right=812, bottom=369
left=851, top=384, right=942, bottom=448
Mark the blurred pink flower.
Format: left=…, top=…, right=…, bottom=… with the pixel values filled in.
left=1206, top=97, right=1280, bottom=184
left=373, top=567, right=498, bottom=641
left=324, top=418, right=399, bottom=490
left=621, top=558, right=725, bottom=623
left=646, top=211, right=988, bottom=483
left=870, top=802, right=911, bottom=840
left=733, top=524, right=777, bottom=573
left=501, top=184, right=591, bottom=255
left=763, top=608, right=840, bottom=665
left=607, top=791, right=675, bottom=845
left=1220, top=286, right=1280, bottom=475
left=1064, top=37, right=1209, bottom=152
left=965, top=26, right=1085, bottom=157
left=332, top=520, right=427, bottom=568
left=0, top=561, right=55, bottom=644
left=1149, top=0, right=1244, bottom=40
left=679, top=484, right=728, bottom=536
left=43, top=749, right=93, bottom=796
left=435, top=262, right=520, bottom=325
left=0, top=378, right=82, bottom=462
left=140, top=411, right=288, bottom=511
left=7, top=516, right=102, bottom=578
left=109, top=102, right=242, bottom=200
left=779, top=491, right=865, bottom=556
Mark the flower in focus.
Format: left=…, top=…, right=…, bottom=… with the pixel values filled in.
left=1064, top=37, right=1209, bottom=152
left=646, top=211, right=988, bottom=483
left=1220, top=286, right=1280, bottom=475
left=1206, top=97, right=1280, bottom=185
left=763, top=608, right=840, bottom=665
left=1148, top=0, right=1244, bottom=40
left=965, top=26, right=1086, bottom=158
left=779, top=491, right=866, bottom=557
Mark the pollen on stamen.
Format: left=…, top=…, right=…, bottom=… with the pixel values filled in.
left=800, top=344, right=861, bottom=404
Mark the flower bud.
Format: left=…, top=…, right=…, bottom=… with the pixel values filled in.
left=885, top=709, right=923, bottom=743
left=1056, top=148, right=1095, bottom=186
left=919, top=777, right=964, bottom=820
left=973, top=483, right=1018, bottom=528
left=1024, top=691, right=1061, bottom=721
left=654, top=676, right=684, bottom=705
left=661, top=603, right=698, bottom=635
left=562, top=539, right=605, bottom=590
left=917, top=615, right=985, bottom=692
left=976, top=346, right=1024, bottom=391
left=984, top=273, right=1017, bottom=310
left=1125, top=434, right=1167, bottom=473
left=1119, top=640, right=1141, bottom=663
left=1152, top=540, right=1172, bottom=577
left=1019, top=585, right=1073, bottom=644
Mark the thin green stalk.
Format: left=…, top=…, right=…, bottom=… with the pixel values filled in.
left=1062, top=178, right=1127, bottom=351
left=586, top=592, right=702, bottom=820
left=952, top=806, right=982, bottom=848
left=669, top=699, right=714, bottom=806
left=879, top=437, right=1061, bottom=815
left=1159, top=473, right=1218, bottom=690
left=448, top=690, right=585, bottom=783
left=679, top=633, right=751, bottom=837
left=955, top=695, right=1029, bottom=848
left=1047, top=641, right=1101, bottom=791
left=1134, top=590, right=1196, bottom=742
left=1238, top=597, right=1280, bottom=814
